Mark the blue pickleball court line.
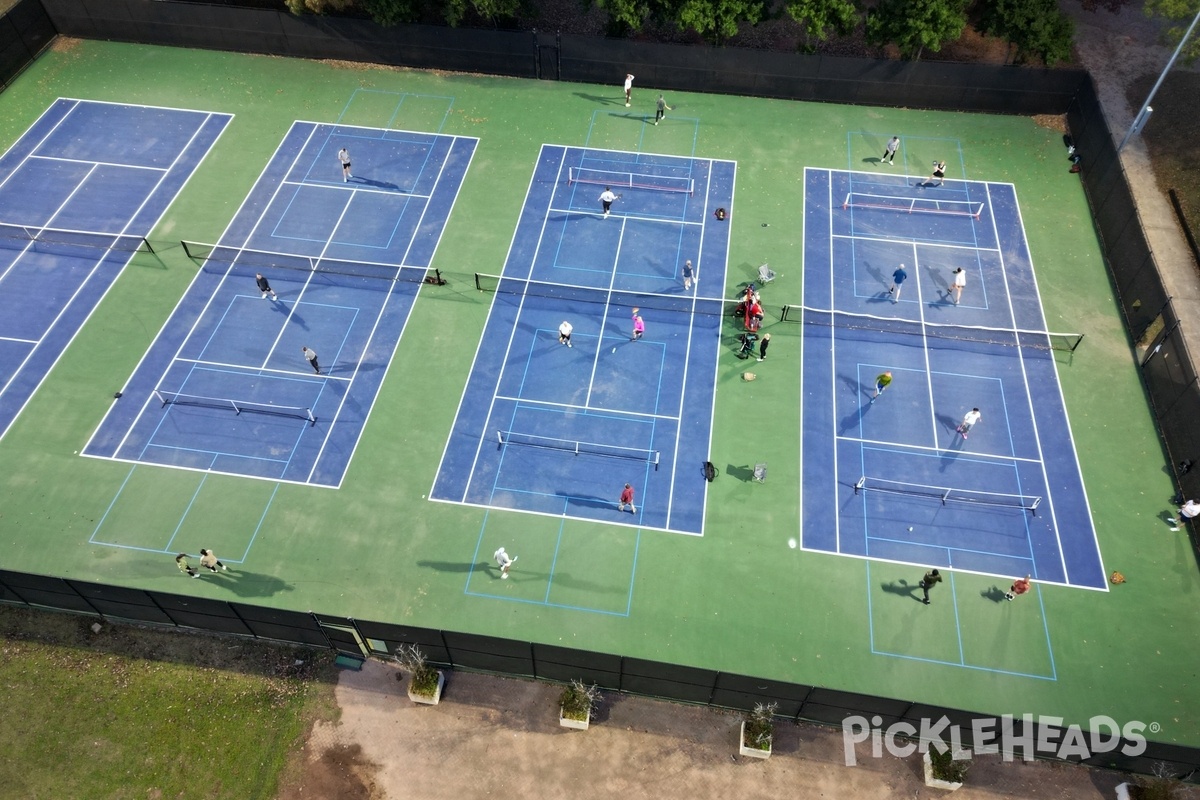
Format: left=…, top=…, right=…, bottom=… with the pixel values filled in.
left=800, top=167, right=1104, bottom=590
left=431, top=144, right=734, bottom=535
left=82, top=122, right=477, bottom=487
left=0, top=99, right=231, bottom=442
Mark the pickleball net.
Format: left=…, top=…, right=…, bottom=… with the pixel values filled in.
left=0, top=222, right=154, bottom=256
left=182, top=240, right=431, bottom=284
left=842, top=192, right=985, bottom=219
left=568, top=166, right=695, bottom=195
left=780, top=306, right=1084, bottom=352
left=154, top=390, right=316, bottom=426
left=497, top=430, right=659, bottom=469
left=475, top=273, right=740, bottom=318
left=855, top=476, right=1042, bottom=514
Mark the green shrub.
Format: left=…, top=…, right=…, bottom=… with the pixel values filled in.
left=559, top=679, right=600, bottom=721
left=743, top=702, right=777, bottom=750
left=928, top=745, right=970, bottom=783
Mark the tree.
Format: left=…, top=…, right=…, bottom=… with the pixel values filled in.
left=443, top=0, right=524, bottom=27
left=785, top=0, right=860, bottom=52
left=360, top=0, right=423, bottom=26
left=285, top=0, right=355, bottom=15
left=866, top=0, right=968, bottom=60
left=1144, top=0, right=1200, bottom=62
left=595, top=0, right=655, bottom=32
left=980, top=0, right=1074, bottom=65
left=676, top=0, right=767, bottom=43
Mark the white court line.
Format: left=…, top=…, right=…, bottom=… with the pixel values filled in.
left=280, top=177, right=430, bottom=200
left=29, top=154, right=168, bottom=172
left=838, top=433, right=1044, bottom=464
left=174, top=357, right=353, bottom=382
left=427, top=494, right=702, bottom=537
left=1008, top=185, right=1106, bottom=584
left=108, top=122, right=323, bottom=458
left=985, top=183, right=1071, bottom=585
left=0, top=99, right=82, bottom=197
left=0, top=335, right=38, bottom=345
left=304, top=134, right=477, bottom=486
left=79, top=451, right=338, bottom=490
left=0, top=112, right=224, bottom=421
left=493, top=394, right=681, bottom=422
left=547, top=206, right=704, bottom=227
left=458, top=147, right=573, bottom=503
left=831, top=231, right=1001, bottom=253
left=429, top=143, right=547, bottom=502
left=583, top=217, right=627, bottom=408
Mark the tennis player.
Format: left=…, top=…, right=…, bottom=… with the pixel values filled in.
left=682, top=259, right=696, bottom=290
left=558, top=320, right=573, bottom=347
left=302, top=346, right=320, bottom=374
left=600, top=186, right=617, bottom=217
left=255, top=272, right=277, bottom=301
left=338, top=147, right=352, bottom=182
left=624, top=73, right=634, bottom=107
left=925, top=160, right=946, bottom=187
left=1004, top=575, right=1031, bottom=601
left=950, top=267, right=966, bottom=305
left=871, top=371, right=892, bottom=403
left=888, top=264, right=907, bottom=303
left=654, top=94, right=673, bottom=125
left=618, top=483, right=636, bottom=514
left=199, top=548, right=227, bottom=572
left=957, top=408, right=982, bottom=439
left=631, top=309, right=645, bottom=341
left=494, top=547, right=516, bottom=579
left=882, top=136, right=900, bottom=165
left=175, top=553, right=200, bottom=578
left=1170, top=499, right=1200, bottom=531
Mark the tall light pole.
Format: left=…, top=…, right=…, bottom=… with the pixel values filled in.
left=1119, top=6, right=1200, bottom=152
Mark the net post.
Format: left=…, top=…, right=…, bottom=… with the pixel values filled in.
left=306, top=408, right=317, bottom=427
left=567, top=167, right=575, bottom=185
left=1030, top=497, right=1041, bottom=516
left=154, top=390, right=168, bottom=407
left=231, top=400, right=242, bottom=415
left=496, top=430, right=504, bottom=445
left=475, top=273, right=485, bottom=291
left=854, top=476, right=865, bottom=495
left=139, top=236, right=155, bottom=255
left=842, top=194, right=850, bottom=210
left=653, top=451, right=660, bottom=471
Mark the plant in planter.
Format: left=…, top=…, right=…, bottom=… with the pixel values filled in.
left=558, top=679, right=600, bottom=729
left=924, top=745, right=971, bottom=790
left=738, top=702, right=777, bottom=759
left=392, top=643, right=444, bottom=705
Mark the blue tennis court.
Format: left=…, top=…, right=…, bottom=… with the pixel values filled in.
left=83, top=121, right=476, bottom=486
left=432, top=145, right=735, bottom=534
left=800, top=167, right=1105, bottom=590
left=0, top=99, right=230, bottom=440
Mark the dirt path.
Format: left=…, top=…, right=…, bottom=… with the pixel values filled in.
left=288, top=661, right=1129, bottom=800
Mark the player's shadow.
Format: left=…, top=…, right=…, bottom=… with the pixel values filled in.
left=285, top=308, right=309, bottom=330
left=981, top=586, right=1007, bottom=603
left=607, top=112, right=648, bottom=124
left=351, top=176, right=402, bottom=191
left=417, top=560, right=486, bottom=574
left=574, top=92, right=624, bottom=106
left=923, top=264, right=953, bottom=305
left=560, top=493, right=615, bottom=511
left=881, top=578, right=923, bottom=603
left=938, top=434, right=965, bottom=472
left=861, top=260, right=893, bottom=302
left=211, top=570, right=295, bottom=598
left=838, top=403, right=868, bottom=435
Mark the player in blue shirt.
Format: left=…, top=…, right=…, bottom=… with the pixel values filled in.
left=888, top=263, right=908, bottom=303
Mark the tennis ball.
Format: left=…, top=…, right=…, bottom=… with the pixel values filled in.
left=907, top=526, right=914, bottom=532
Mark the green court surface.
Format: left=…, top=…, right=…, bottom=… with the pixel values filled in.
left=2, top=39, right=1198, bottom=747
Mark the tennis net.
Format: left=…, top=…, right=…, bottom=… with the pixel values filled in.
left=779, top=306, right=1084, bottom=352
left=842, top=192, right=984, bottom=219
left=182, top=240, right=429, bottom=284
left=0, top=222, right=153, bottom=256
left=475, top=273, right=738, bottom=317
left=568, top=166, right=694, bottom=195
left=154, top=390, right=316, bottom=426
left=855, top=476, right=1041, bottom=513
left=498, top=430, right=659, bottom=468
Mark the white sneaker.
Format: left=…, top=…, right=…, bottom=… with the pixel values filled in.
left=567, top=342, right=572, bottom=347
left=501, top=573, right=508, bottom=579
left=630, top=506, right=636, bottom=514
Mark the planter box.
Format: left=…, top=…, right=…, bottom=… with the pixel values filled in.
left=559, top=707, right=590, bottom=730
left=923, top=749, right=967, bottom=791
left=407, top=670, right=445, bottom=705
left=739, top=720, right=772, bottom=759
left=1115, top=783, right=1132, bottom=800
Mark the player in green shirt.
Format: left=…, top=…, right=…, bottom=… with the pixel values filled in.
left=871, top=371, right=892, bottom=403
